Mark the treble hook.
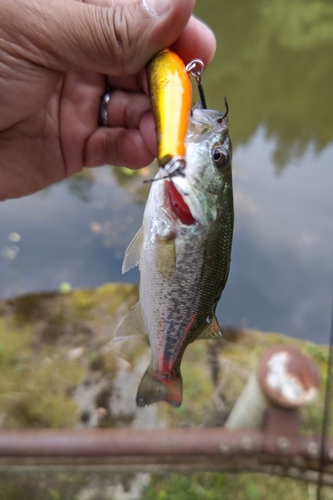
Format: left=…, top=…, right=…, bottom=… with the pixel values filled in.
left=143, top=157, right=186, bottom=183
left=143, top=168, right=185, bottom=184
left=217, top=97, right=229, bottom=123
left=185, top=59, right=207, bottom=109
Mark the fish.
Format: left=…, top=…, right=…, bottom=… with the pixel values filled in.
left=117, top=103, right=234, bottom=408
left=147, top=49, right=192, bottom=167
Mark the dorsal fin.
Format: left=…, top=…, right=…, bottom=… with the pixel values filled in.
left=196, top=315, right=223, bottom=340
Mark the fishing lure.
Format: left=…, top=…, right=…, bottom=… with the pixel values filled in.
left=147, top=49, right=193, bottom=171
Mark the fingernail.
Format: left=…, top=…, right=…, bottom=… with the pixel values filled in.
left=143, top=0, right=170, bottom=17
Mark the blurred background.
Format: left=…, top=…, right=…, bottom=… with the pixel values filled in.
left=1, top=0, right=333, bottom=343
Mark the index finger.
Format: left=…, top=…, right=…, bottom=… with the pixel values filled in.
left=171, top=15, right=216, bottom=68
left=106, top=14, right=216, bottom=93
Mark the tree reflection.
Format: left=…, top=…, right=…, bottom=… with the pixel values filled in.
left=110, top=164, right=157, bottom=203
left=63, top=165, right=157, bottom=204
left=66, top=170, right=95, bottom=203
left=195, top=0, right=333, bottom=169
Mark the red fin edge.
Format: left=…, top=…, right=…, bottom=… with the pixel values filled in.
left=136, top=368, right=182, bottom=408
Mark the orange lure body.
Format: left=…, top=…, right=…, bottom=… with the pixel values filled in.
left=147, top=49, right=192, bottom=167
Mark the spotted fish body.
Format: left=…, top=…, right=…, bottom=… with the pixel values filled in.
left=119, top=105, right=234, bottom=407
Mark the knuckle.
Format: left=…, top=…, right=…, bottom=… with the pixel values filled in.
left=103, top=6, right=135, bottom=72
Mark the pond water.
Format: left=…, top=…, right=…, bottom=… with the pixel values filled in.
left=1, top=0, right=333, bottom=343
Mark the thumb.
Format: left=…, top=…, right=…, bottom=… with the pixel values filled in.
left=8, top=0, right=195, bottom=75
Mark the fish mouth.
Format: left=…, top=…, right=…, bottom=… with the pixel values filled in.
left=166, top=180, right=195, bottom=225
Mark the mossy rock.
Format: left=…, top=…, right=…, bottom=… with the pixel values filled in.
left=0, top=283, right=138, bottom=429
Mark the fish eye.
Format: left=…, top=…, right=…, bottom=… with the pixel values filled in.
left=212, top=146, right=230, bottom=169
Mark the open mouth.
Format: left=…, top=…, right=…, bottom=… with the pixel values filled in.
left=167, top=181, right=195, bottom=225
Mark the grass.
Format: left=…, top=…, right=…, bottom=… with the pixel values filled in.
left=142, top=472, right=333, bottom=500
left=0, top=316, right=84, bottom=429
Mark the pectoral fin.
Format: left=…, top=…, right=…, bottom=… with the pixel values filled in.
left=122, top=227, right=143, bottom=274
left=114, top=301, right=146, bottom=342
left=196, top=315, right=223, bottom=340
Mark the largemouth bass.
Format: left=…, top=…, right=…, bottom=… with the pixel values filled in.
left=117, top=103, right=234, bottom=407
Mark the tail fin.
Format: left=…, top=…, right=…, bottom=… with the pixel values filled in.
left=136, top=364, right=182, bottom=408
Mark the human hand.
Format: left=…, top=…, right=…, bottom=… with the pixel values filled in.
left=0, top=0, right=216, bottom=201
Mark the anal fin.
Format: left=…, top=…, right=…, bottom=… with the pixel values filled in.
left=114, top=301, right=146, bottom=342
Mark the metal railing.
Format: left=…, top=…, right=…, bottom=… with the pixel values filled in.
left=0, top=408, right=333, bottom=485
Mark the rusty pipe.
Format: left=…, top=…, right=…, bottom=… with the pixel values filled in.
left=0, top=428, right=262, bottom=457
left=0, top=425, right=332, bottom=465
